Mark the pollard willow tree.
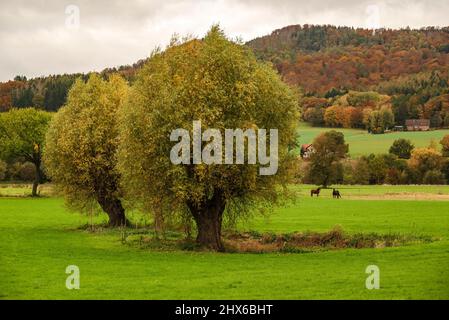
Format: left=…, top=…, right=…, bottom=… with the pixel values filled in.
left=0, top=108, right=52, bottom=196
left=44, top=74, right=129, bottom=226
left=118, top=26, right=299, bottom=251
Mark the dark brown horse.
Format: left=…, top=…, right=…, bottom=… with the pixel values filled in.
left=332, top=188, right=341, bottom=198
left=311, top=187, right=321, bottom=197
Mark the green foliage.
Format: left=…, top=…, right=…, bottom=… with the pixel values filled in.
left=389, top=138, right=414, bottom=159
left=357, top=153, right=407, bottom=185
left=438, top=44, right=449, bottom=54
left=342, top=159, right=370, bottom=185
left=0, top=108, right=51, bottom=162
left=12, top=162, right=36, bottom=181
left=441, top=159, right=449, bottom=182
left=44, top=74, right=129, bottom=224
left=324, top=88, right=347, bottom=99
left=303, top=106, right=325, bottom=126
left=346, top=91, right=380, bottom=107
left=441, top=135, right=449, bottom=157
left=1, top=60, right=145, bottom=112
left=423, top=170, right=446, bottom=185
left=118, top=26, right=299, bottom=244
left=0, top=108, right=52, bottom=195
left=43, top=76, right=77, bottom=111
left=307, top=130, right=348, bottom=186
left=12, top=87, right=34, bottom=108
left=0, top=160, right=6, bottom=180
left=368, top=107, right=395, bottom=134
left=409, top=147, right=444, bottom=183
left=386, top=72, right=449, bottom=126
left=363, top=154, right=388, bottom=184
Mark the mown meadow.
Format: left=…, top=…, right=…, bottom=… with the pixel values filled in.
left=1, top=184, right=448, bottom=299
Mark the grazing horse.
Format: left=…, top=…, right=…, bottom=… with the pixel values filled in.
left=332, top=188, right=341, bottom=199
left=311, top=187, right=321, bottom=197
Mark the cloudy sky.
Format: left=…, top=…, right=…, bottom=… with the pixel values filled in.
left=1, top=0, right=448, bottom=81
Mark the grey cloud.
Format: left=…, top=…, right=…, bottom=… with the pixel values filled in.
left=0, top=0, right=448, bottom=81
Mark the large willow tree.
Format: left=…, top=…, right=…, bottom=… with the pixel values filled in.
left=44, top=74, right=129, bottom=226
left=118, top=26, right=299, bottom=250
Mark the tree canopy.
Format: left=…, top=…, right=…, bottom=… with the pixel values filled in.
left=389, top=139, right=414, bottom=159
left=44, top=74, right=129, bottom=226
left=306, top=130, right=349, bottom=187
left=440, top=135, right=449, bottom=157
left=117, top=26, right=299, bottom=250
left=0, top=108, right=52, bottom=195
left=409, top=147, right=443, bottom=183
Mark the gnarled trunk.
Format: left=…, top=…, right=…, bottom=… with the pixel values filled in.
left=188, top=189, right=226, bottom=251
left=97, top=194, right=127, bottom=227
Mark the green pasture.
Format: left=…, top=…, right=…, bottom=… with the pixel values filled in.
left=297, top=122, right=449, bottom=157
left=1, top=184, right=448, bottom=299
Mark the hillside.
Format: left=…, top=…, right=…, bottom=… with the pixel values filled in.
left=247, top=24, right=449, bottom=94
left=1, top=24, right=449, bottom=123
left=0, top=59, right=146, bottom=112
left=246, top=25, right=449, bottom=131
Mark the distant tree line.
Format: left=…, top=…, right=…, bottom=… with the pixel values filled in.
left=298, top=134, right=449, bottom=186
left=0, top=60, right=146, bottom=112
left=300, top=72, right=449, bottom=133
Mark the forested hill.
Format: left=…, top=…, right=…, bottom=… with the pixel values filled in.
left=0, top=59, right=146, bottom=112
left=246, top=24, right=449, bottom=95
left=1, top=24, right=449, bottom=114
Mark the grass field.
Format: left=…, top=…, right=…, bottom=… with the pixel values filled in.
left=297, top=122, right=449, bottom=157
left=1, top=184, right=449, bottom=299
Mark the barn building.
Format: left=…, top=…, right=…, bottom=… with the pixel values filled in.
left=405, top=119, right=430, bottom=131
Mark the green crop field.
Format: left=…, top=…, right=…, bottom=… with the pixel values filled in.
left=297, top=122, right=449, bottom=157
left=1, top=185, right=449, bottom=300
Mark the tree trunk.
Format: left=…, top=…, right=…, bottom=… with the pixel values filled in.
left=152, top=202, right=165, bottom=239
left=188, top=189, right=226, bottom=251
left=97, top=195, right=127, bottom=227
left=31, top=162, right=41, bottom=197
left=31, top=179, right=38, bottom=197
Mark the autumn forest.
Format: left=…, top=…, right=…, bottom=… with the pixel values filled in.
left=1, top=25, right=449, bottom=133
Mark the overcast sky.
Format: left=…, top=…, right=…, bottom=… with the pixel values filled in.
left=1, top=0, right=448, bottom=81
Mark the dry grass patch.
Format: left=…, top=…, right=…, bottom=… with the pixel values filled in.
left=349, top=192, right=449, bottom=201
left=223, top=227, right=434, bottom=253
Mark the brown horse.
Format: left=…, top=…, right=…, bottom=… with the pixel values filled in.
left=311, top=187, right=321, bottom=197
left=332, top=188, right=341, bottom=199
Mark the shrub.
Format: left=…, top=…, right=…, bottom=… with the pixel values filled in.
left=423, top=170, right=446, bottom=185
left=18, top=162, right=36, bottom=181
left=6, top=161, right=36, bottom=181
left=385, top=168, right=402, bottom=185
